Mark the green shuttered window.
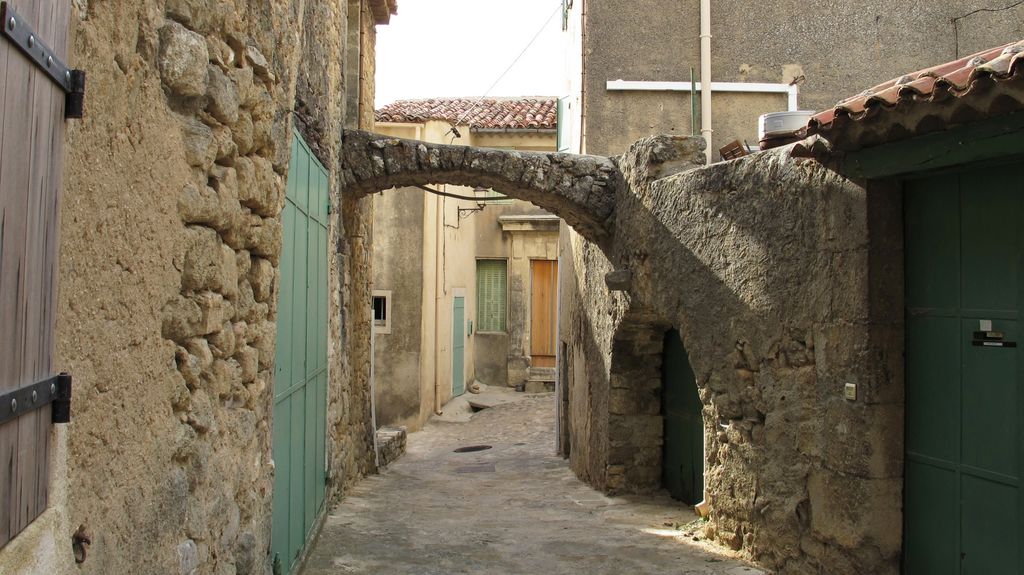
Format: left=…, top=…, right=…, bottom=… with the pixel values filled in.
left=477, top=260, right=507, bottom=332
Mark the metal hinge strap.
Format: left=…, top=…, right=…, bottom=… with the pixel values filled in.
left=0, top=2, right=86, bottom=119
left=0, top=373, right=72, bottom=426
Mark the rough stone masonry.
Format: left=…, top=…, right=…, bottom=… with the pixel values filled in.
left=564, top=136, right=903, bottom=575
left=38, top=1, right=381, bottom=574
left=341, top=129, right=623, bottom=251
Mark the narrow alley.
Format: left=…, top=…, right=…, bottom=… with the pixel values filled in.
left=302, top=391, right=763, bottom=575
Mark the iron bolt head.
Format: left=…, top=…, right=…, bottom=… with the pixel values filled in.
left=10, top=399, right=16, bottom=413
left=31, top=390, right=37, bottom=404
left=46, top=55, right=53, bottom=68
left=7, top=17, right=14, bottom=31
left=27, top=35, right=34, bottom=48
left=50, top=383, right=56, bottom=395
left=65, top=70, right=71, bottom=84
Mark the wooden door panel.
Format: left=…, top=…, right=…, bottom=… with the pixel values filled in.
left=271, top=131, right=328, bottom=573
left=662, top=329, right=703, bottom=505
left=530, top=260, right=557, bottom=365
left=904, top=461, right=958, bottom=574
left=903, top=169, right=1023, bottom=573
left=0, top=0, right=70, bottom=548
left=452, top=296, right=465, bottom=396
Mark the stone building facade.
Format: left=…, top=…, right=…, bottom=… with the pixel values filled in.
left=0, top=0, right=393, bottom=573
left=564, top=0, right=1024, bottom=160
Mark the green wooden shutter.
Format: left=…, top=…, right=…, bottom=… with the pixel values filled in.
left=476, top=260, right=507, bottom=332
left=271, top=129, right=329, bottom=573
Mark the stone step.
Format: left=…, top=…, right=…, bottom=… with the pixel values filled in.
left=375, top=426, right=407, bottom=468
left=524, top=380, right=556, bottom=394
left=528, top=367, right=556, bottom=381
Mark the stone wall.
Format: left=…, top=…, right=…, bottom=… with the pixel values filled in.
left=338, top=120, right=903, bottom=573
left=560, top=136, right=904, bottom=574
left=38, top=1, right=382, bottom=573
left=560, top=231, right=617, bottom=488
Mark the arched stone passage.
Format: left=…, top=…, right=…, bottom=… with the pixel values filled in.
left=605, top=311, right=672, bottom=494
left=340, top=129, right=624, bottom=250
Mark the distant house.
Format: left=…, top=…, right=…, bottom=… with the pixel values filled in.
left=371, top=97, right=560, bottom=431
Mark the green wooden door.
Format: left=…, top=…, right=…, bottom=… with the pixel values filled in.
left=904, top=167, right=1022, bottom=574
left=662, top=329, right=703, bottom=505
left=271, top=130, right=329, bottom=574
left=453, top=296, right=466, bottom=397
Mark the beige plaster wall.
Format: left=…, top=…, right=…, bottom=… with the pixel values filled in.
left=435, top=184, right=479, bottom=404
left=419, top=192, right=440, bottom=424
left=370, top=186, right=425, bottom=429
left=471, top=132, right=558, bottom=387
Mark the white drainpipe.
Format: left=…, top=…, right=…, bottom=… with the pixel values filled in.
left=700, top=0, right=712, bottom=163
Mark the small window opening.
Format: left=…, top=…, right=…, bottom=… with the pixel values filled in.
left=372, top=290, right=392, bottom=334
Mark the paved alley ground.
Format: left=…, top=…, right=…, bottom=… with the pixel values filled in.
left=302, top=393, right=765, bottom=575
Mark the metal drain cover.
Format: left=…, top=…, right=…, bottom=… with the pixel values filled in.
left=453, top=444, right=492, bottom=453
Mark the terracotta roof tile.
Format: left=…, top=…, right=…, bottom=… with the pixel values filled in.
left=375, top=97, right=558, bottom=130
left=806, top=40, right=1024, bottom=151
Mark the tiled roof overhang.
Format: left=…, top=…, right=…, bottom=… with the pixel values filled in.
left=805, top=40, right=1024, bottom=152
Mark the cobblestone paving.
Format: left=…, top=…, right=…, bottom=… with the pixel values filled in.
left=302, top=394, right=765, bottom=575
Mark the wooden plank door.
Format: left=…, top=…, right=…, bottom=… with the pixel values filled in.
left=662, top=329, right=703, bottom=505
left=271, top=130, right=329, bottom=573
left=904, top=167, right=1022, bottom=574
left=452, top=296, right=465, bottom=397
left=0, top=0, right=70, bottom=549
left=530, top=260, right=558, bottom=368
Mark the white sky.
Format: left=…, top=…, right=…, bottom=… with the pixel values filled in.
left=374, top=0, right=568, bottom=108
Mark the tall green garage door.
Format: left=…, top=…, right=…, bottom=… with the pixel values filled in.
left=271, top=130, right=329, bottom=573
left=904, top=167, right=1022, bottom=573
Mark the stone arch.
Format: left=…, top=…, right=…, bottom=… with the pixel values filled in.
left=605, top=308, right=707, bottom=501
left=340, top=129, right=623, bottom=251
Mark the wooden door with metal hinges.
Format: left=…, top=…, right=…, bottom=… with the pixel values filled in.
left=0, top=0, right=78, bottom=550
